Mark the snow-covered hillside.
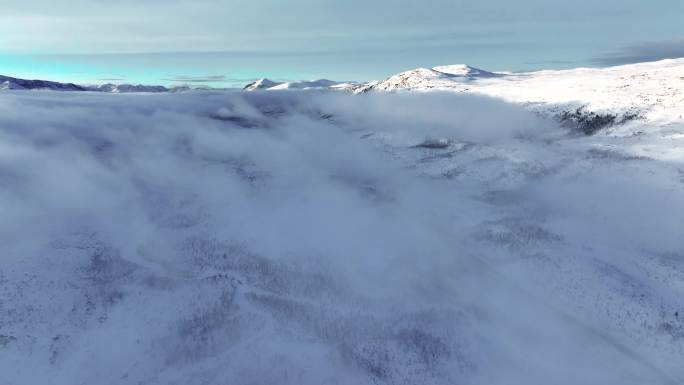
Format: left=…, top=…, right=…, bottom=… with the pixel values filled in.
left=1, top=87, right=683, bottom=385
left=364, top=64, right=501, bottom=93
left=359, top=59, right=684, bottom=130
left=242, top=59, right=684, bottom=134
left=6, top=58, right=683, bottom=133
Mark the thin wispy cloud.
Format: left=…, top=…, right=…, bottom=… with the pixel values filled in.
left=592, top=38, right=684, bottom=66
left=162, top=75, right=230, bottom=83
left=3, top=0, right=684, bottom=81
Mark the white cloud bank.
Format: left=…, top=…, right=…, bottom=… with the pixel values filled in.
left=0, top=90, right=683, bottom=385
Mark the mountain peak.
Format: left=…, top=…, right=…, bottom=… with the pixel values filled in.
left=0, top=74, right=86, bottom=91
left=243, top=78, right=349, bottom=91
left=432, top=64, right=499, bottom=78
left=243, top=78, right=282, bottom=91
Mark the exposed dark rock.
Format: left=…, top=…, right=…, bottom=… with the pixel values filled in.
left=558, top=107, right=641, bottom=135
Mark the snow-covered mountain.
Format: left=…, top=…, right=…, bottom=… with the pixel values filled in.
left=0, top=75, right=195, bottom=93
left=359, top=59, right=684, bottom=133
left=243, top=78, right=282, bottom=91
left=244, top=78, right=353, bottom=91
left=85, top=83, right=169, bottom=93
left=362, top=59, right=684, bottom=128
left=0, top=74, right=86, bottom=91
left=243, top=59, right=684, bottom=134
left=6, top=58, right=684, bottom=132
left=365, top=64, right=501, bottom=92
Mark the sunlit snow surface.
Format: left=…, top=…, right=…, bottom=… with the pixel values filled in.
left=0, top=90, right=683, bottom=385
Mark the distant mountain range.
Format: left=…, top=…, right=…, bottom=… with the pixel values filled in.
left=244, top=59, right=684, bottom=131
left=243, top=78, right=355, bottom=91
left=4, top=58, right=684, bottom=131
left=0, top=75, right=199, bottom=93
left=0, top=74, right=86, bottom=91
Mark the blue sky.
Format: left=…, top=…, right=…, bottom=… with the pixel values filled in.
left=1, top=0, right=683, bottom=87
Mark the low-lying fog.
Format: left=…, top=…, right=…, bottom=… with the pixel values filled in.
left=0, top=90, right=682, bottom=385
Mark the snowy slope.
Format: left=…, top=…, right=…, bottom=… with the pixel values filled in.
left=359, top=59, right=684, bottom=130
left=367, top=65, right=501, bottom=92
left=243, top=78, right=282, bottom=91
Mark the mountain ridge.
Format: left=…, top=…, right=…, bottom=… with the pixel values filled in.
left=358, top=58, right=684, bottom=129
left=4, top=58, right=684, bottom=129
left=0, top=74, right=86, bottom=91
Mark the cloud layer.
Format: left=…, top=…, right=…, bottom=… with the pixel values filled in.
left=0, top=90, right=683, bottom=384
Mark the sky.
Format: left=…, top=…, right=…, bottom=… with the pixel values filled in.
left=1, top=0, right=683, bottom=87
